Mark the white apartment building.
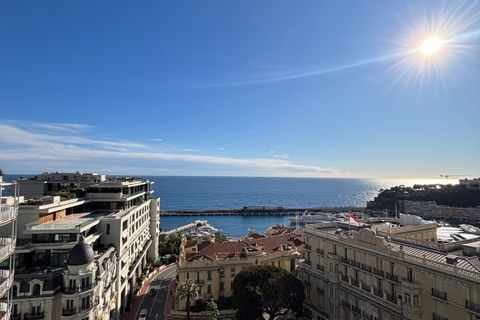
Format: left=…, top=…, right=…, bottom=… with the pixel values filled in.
left=12, top=173, right=160, bottom=320
left=0, top=176, right=18, bottom=320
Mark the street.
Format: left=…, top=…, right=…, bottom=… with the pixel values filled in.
left=138, top=265, right=177, bottom=320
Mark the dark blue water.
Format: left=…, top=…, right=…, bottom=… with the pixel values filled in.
left=3, top=175, right=444, bottom=237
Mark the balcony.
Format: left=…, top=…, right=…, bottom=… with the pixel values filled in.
left=385, top=272, right=399, bottom=283
left=62, top=309, right=76, bottom=317
left=373, top=268, right=384, bottom=277
left=0, top=204, right=17, bottom=225
left=374, top=288, right=384, bottom=298
left=352, top=305, right=362, bottom=315
left=361, top=263, right=372, bottom=272
left=363, top=312, right=374, bottom=320
left=361, top=282, right=371, bottom=292
left=63, top=283, right=94, bottom=294
left=432, top=313, right=448, bottom=320
left=316, top=287, right=325, bottom=295
left=316, top=248, right=324, bottom=255
left=0, top=238, right=15, bottom=262
left=304, top=259, right=311, bottom=267
left=386, top=293, right=398, bottom=305
left=0, top=270, right=12, bottom=297
left=24, top=312, right=44, bottom=320
left=304, top=280, right=312, bottom=288
left=350, top=278, right=359, bottom=287
left=341, top=300, right=350, bottom=309
left=466, top=300, right=480, bottom=314
left=316, top=264, right=324, bottom=272
left=341, top=274, right=348, bottom=282
left=304, top=244, right=312, bottom=250
left=432, top=288, right=447, bottom=301
left=340, top=256, right=348, bottom=263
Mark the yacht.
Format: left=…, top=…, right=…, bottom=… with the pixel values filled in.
left=289, top=211, right=338, bottom=226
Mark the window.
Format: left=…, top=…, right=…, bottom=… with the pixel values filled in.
left=69, top=279, right=77, bottom=290
left=220, top=282, right=224, bottom=291
left=407, top=268, right=413, bottom=282
left=106, top=224, right=111, bottom=235
left=81, top=296, right=90, bottom=309
left=207, top=271, right=212, bottom=280
left=207, top=284, right=211, bottom=294
left=81, top=277, right=90, bottom=289
left=12, top=285, right=17, bottom=298
left=413, top=295, right=419, bottom=307
left=405, top=293, right=411, bottom=306
left=32, top=283, right=41, bottom=295
left=66, top=299, right=74, bottom=311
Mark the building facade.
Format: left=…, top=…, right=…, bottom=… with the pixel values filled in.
left=0, top=176, right=18, bottom=319
left=12, top=173, right=160, bottom=320
left=299, top=221, right=480, bottom=320
left=174, top=230, right=304, bottom=312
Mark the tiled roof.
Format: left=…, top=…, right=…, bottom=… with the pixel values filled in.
left=185, top=230, right=303, bottom=262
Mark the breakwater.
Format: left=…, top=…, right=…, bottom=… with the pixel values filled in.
left=160, top=206, right=364, bottom=216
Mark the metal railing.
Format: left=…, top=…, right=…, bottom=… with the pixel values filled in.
left=432, top=313, right=448, bottom=320
left=0, top=238, right=15, bottom=262
left=466, top=300, right=480, bottom=314
left=432, top=288, right=447, bottom=300
left=0, top=205, right=17, bottom=223
left=24, top=312, right=44, bottom=320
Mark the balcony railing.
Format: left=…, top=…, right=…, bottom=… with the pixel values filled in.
left=350, top=278, right=359, bottom=287
left=62, top=309, right=76, bottom=317
left=373, top=268, right=384, bottom=277
left=385, top=272, right=399, bottom=283
left=63, top=283, right=94, bottom=294
left=316, top=264, right=324, bottom=272
left=304, top=259, right=311, bottom=266
left=0, top=205, right=17, bottom=224
left=341, top=274, right=348, bottom=282
left=361, top=282, right=371, bottom=292
left=432, top=288, right=447, bottom=301
left=386, top=293, right=398, bottom=305
left=361, top=263, right=372, bottom=272
left=0, top=238, right=15, bottom=262
left=341, top=300, right=350, bottom=309
left=374, top=288, right=384, bottom=298
left=304, top=280, right=311, bottom=288
left=316, top=287, right=325, bottom=295
left=24, top=312, right=44, bottom=320
left=304, top=244, right=312, bottom=250
left=0, top=270, right=12, bottom=297
left=316, top=248, right=324, bottom=255
left=432, top=313, right=448, bottom=320
left=352, top=305, right=362, bottom=315
left=466, top=300, right=480, bottom=314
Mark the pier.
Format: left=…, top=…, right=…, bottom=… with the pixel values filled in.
left=160, top=206, right=364, bottom=217
left=161, top=220, right=208, bottom=236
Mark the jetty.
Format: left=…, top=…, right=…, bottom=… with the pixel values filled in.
left=160, top=206, right=364, bottom=217
left=161, top=220, right=208, bottom=236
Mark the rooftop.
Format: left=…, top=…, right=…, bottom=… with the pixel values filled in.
left=24, top=210, right=114, bottom=233
left=184, top=229, right=303, bottom=262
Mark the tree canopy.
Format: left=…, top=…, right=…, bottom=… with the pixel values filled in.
left=232, top=265, right=304, bottom=320
left=176, top=279, right=200, bottom=320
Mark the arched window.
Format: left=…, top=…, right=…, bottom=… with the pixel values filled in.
left=32, top=283, right=41, bottom=295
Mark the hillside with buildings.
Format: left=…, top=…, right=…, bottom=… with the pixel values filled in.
left=367, top=178, right=480, bottom=213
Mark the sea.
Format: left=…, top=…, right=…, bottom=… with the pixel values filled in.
left=4, top=175, right=448, bottom=237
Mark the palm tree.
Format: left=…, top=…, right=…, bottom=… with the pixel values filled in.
left=176, top=279, right=199, bottom=320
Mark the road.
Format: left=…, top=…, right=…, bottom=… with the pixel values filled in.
left=138, top=265, right=177, bottom=320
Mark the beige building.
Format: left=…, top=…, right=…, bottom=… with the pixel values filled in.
left=174, top=230, right=304, bottom=312
left=0, top=176, right=18, bottom=320
left=12, top=173, right=160, bottom=320
left=299, top=221, right=480, bottom=320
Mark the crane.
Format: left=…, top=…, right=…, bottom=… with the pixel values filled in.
left=440, top=174, right=470, bottom=183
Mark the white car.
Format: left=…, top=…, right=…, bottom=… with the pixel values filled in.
left=138, top=309, right=148, bottom=320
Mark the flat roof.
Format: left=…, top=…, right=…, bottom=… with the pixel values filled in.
left=24, top=210, right=115, bottom=234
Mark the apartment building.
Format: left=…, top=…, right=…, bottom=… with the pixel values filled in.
left=174, top=230, right=304, bottom=313
left=299, top=221, right=480, bottom=320
left=12, top=173, right=159, bottom=320
left=0, top=176, right=18, bottom=320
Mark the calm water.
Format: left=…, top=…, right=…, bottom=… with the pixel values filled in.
left=4, top=175, right=447, bottom=237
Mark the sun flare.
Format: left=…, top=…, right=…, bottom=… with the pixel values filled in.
left=418, top=36, right=443, bottom=56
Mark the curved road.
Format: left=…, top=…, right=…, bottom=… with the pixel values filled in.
left=139, top=265, right=177, bottom=320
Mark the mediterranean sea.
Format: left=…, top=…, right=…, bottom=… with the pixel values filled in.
left=4, top=175, right=447, bottom=237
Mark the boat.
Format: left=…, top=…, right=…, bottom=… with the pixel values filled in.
left=289, top=211, right=338, bottom=226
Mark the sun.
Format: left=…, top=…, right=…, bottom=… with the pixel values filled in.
left=418, top=36, right=443, bottom=56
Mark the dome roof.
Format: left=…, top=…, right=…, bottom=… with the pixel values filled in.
left=67, top=235, right=94, bottom=266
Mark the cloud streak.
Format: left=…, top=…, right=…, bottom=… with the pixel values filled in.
left=0, top=121, right=346, bottom=177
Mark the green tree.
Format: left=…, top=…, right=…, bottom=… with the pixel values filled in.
left=176, top=279, right=199, bottom=320
left=232, top=265, right=305, bottom=320
left=206, top=297, right=219, bottom=320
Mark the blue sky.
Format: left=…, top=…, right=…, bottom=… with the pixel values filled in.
left=0, top=1, right=479, bottom=178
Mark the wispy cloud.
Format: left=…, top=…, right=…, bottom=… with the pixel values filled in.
left=149, top=138, right=163, bottom=142
left=269, top=150, right=289, bottom=160
left=182, top=148, right=200, bottom=152
left=0, top=121, right=347, bottom=177
left=217, top=147, right=225, bottom=151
